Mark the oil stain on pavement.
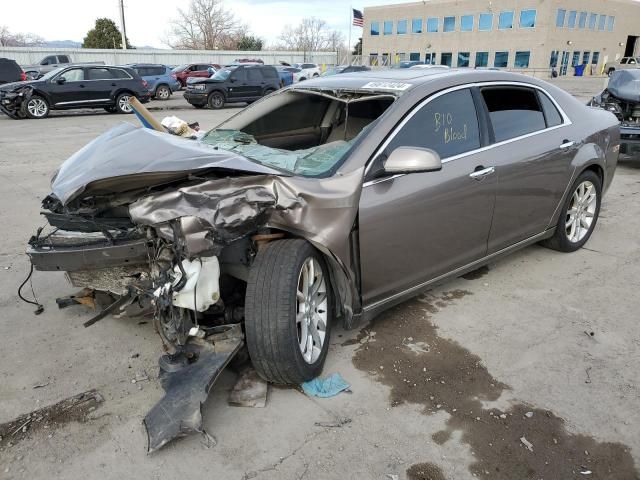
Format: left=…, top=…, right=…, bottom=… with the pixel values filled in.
left=351, top=290, right=639, bottom=480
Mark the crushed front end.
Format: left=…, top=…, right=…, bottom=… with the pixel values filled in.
left=0, top=84, right=34, bottom=119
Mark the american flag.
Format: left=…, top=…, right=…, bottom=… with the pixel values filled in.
left=353, top=8, right=364, bottom=27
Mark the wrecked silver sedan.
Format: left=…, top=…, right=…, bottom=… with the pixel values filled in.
left=26, top=69, right=619, bottom=448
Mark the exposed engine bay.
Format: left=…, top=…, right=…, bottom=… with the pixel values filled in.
left=590, top=69, right=640, bottom=155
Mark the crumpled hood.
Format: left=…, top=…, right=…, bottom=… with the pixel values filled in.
left=51, top=123, right=285, bottom=205
left=0, top=80, right=39, bottom=92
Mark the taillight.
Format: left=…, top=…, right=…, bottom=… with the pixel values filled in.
left=142, top=79, right=148, bottom=88
left=20, top=71, right=27, bottom=81
left=171, top=73, right=177, bottom=79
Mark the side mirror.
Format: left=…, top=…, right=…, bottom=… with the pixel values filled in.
left=229, top=77, right=237, bottom=83
left=384, top=147, right=442, bottom=174
left=56, top=77, right=66, bottom=85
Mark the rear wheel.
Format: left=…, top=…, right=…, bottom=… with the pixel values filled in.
left=115, top=93, right=134, bottom=114
left=22, top=95, right=49, bottom=119
left=540, top=170, right=601, bottom=252
left=155, top=84, right=171, bottom=100
left=208, top=91, right=225, bottom=109
left=245, top=239, right=332, bottom=385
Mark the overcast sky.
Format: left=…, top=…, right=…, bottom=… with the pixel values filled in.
left=3, top=0, right=412, bottom=48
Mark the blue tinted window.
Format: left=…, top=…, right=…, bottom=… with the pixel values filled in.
left=549, top=50, right=559, bottom=68
left=461, top=15, right=473, bottom=31
left=499, top=11, right=514, bottom=29
left=427, top=17, right=438, bottom=32
left=494, top=51, right=509, bottom=68
left=371, top=21, right=380, bottom=35
left=410, top=52, right=420, bottom=61
left=556, top=9, right=566, bottom=27
left=412, top=18, right=423, bottom=33
left=383, top=20, right=393, bottom=34
left=475, top=52, right=489, bottom=67
left=578, top=12, right=587, bottom=28
left=514, top=51, right=530, bottom=68
left=441, top=52, right=452, bottom=66
left=567, top=11, right=577, bottom=28
left=571, top=51, right=580, bottom=67
left=520, top=9, right=536, bottom=28
left=607, top=16, right=615, bottom=32
left=589, top=13, right=597, bottom=30
left=397, top=19, right=408, bottom=34
left=598, top=14, right=606, bottom=31
left=592, top=52, right=600, bottom=65
left=582, top=51, right=591, bottom=64
left=478, top=13, right=493, bottom=31
left=457, top=52, right=470, bottom=67
left=443, top=16, right=455, bottom=32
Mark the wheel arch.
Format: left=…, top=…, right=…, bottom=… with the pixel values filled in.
left=155, top=82, right=170, bottom=93
left=111, top=88, right=136, bottom=101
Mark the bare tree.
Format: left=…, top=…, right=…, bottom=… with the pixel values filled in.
left=0, top=25, right=44, bottom=47
left=276, top=17, right=342, bottom=52
left=167, top=0, right=243, bottom=50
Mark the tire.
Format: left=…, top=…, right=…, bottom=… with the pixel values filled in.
left=22, top=94, right=50, bottom=119
left=155, top=84, right=171, bottom=100
left=540, top=170, right=602, bottom=253
left=208, top=91, right=225, bottom=109
left=245, top=239, right=333, bottom=385
left=115, top=93, right=134, bottom=114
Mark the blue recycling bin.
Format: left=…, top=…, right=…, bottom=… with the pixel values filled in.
left=574, top=64, right=586, bottom=76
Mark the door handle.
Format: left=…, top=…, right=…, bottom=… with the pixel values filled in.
left=469, top=166, right=495, bottom=180
left=560, top=140, right=575, bottom=149
left=79, top=84, right=85, bottom=88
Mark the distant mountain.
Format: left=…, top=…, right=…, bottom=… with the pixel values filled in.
left=42, top=40, right=82, bottom=48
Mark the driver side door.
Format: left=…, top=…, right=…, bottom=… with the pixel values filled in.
left=49, top=67, right=88, bottom=107
left=358, top=87, right=497, bottom=308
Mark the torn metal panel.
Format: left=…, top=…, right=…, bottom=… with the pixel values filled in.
left=50, top=123, right=286, bottom=205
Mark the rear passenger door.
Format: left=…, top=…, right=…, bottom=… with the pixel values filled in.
left=478, top=85, right=575, bottom=253
left=227, top=68, right=249, bottom=99
left=245, top=68, right=264, bottom=98
left=85, top=67, right=118, bottom=102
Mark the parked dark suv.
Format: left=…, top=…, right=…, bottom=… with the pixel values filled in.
left=0, top=58, right=26, bottom=85
left=0, top=65, right=151, bottom=119
left=184, top=64, right=280, bottom=109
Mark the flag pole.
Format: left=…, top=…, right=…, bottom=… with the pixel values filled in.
left=348, top=5, right=352, bottom=65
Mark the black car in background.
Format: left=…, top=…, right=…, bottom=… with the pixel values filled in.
left=184, top=64, right=280, bottom=109
left=0, top=58, right=26, bottom=85
left=0, top=65, right=151, bottom=119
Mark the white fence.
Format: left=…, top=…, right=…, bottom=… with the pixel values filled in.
left=0, top=47, right=339, bottom=67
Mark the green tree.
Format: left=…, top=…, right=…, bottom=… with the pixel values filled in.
left=237, top=35, right=263, bottom=51
left=352, top=37, right=362, bottom=56
left=82, top=18, right=131, bottom=49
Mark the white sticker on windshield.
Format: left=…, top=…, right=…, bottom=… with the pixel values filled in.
left=361, top=81, right=412, bottom=91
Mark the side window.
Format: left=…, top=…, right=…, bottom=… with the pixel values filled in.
left=481, top=87, right=546, bottom=142
left=189, top=65, right=198, bottom=71
left=110, top=69, right=131, bottom=79
left=621, top=58, right=628, bottom=64
left=385, top=88, right=481, bottom=160
left=58, top=55, right=70, bottom=63
left=262, top=68, right=278, bottom=80
left=60, top=68, right=85, bottom=82
left=87, top=68, right=114, bottom=80
left=152, top=66, right=165, bottom=75
left=198, top=64, right=210, bottom=71
left=247, top=68, right=262, bottom=82
left=537, top=91, right=563, bottom=128
left=230, top=69, right=245, bottom=82
left=41, top=56, right=57, bottom=65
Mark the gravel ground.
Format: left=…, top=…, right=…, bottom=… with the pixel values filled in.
left=0, top=76, right=638, bottom=480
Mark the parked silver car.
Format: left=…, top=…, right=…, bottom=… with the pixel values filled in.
left=27, top=69, right=619, bottom=388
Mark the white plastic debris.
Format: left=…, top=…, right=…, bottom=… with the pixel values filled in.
left=520, top=436, right=534, bottom=451
left=161, top=115, right=197, bottom=138
left=158, top=257, right=220, bottom=312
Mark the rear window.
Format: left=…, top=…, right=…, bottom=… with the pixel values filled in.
left=481, top=87, right=546, bottom=142
left=87, top=68, right=115, bottom=80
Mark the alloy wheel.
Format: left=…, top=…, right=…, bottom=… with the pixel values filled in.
left=566, top=180, right=597, bottom=243
left=118, top=95, right=133, bottom=113
left=157, top=86, right=170, bottom=100
left=27, top=98, right=48, bottom=117
left=296, top=257, right=328, bottom=364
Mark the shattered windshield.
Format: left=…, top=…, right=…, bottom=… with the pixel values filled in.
left=212, top=68, right=234, bottom=80
left=39, top=67, right=66, bottom=81
left=201, top=129, right=355, bottom=177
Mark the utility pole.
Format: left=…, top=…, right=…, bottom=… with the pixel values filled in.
left=119, top=0, right=127, bottom=49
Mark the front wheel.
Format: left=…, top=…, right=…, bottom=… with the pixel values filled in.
left=155, top=84, right=171, bottom=100
left=115, top=93, right=134, bottom=114
left=245, top=239, right=332, bottom=385
left=22, top=95, right=49, bottom=119
left=541, top=170, right=601, bottom=252
left=208, top=91, right=225, bottom=109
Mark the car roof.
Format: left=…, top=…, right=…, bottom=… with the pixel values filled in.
left=124, top=63, right=168, bottom=68
left=289, top=68, right=544, bottom=94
